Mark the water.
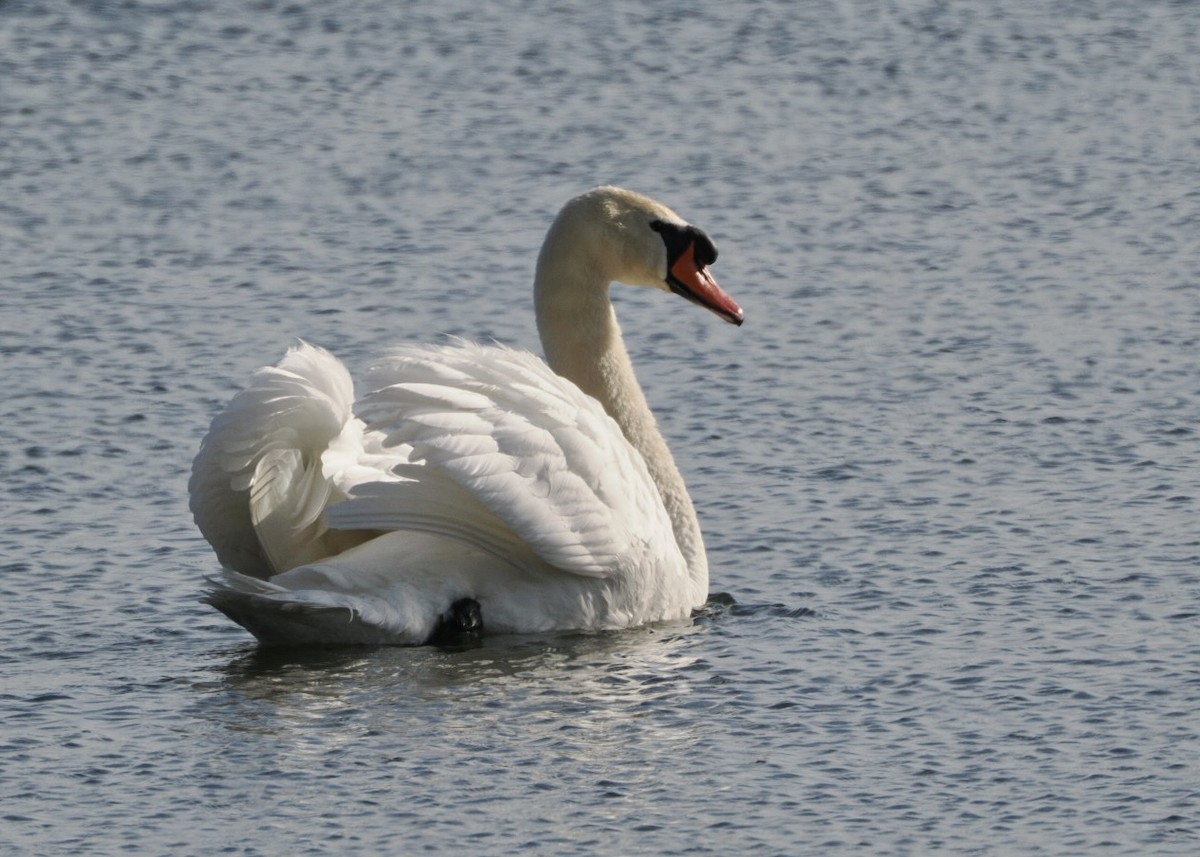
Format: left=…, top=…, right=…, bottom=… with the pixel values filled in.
left=2, top=0, right=1198, bottom=853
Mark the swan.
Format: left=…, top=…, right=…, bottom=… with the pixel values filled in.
left=189, top=186, right=743, bottom=646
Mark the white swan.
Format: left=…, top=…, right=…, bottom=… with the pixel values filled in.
left=189, top=186, right=743, bottom=645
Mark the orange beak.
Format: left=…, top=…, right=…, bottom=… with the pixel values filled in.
left=668, top=242, right=744, bottom=326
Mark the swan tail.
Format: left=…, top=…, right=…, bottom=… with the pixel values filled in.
left=189, top=342, right=357, bottom=578
left=203, top=570, right=424, bottom=646
left=203, top=532, right=496, bottom=646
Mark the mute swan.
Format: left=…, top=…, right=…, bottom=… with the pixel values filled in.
left=190, top=186, right=743, bottom=645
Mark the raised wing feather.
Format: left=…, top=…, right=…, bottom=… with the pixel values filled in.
left=189, top=342, right=354, bottom=577
left=328, top=341, right=679, bottom=579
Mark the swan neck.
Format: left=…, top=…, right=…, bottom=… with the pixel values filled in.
left=534, top=238, right=708, bottom=589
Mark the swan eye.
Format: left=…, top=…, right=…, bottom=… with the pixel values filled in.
left=650, top=220, right=719, bottom=270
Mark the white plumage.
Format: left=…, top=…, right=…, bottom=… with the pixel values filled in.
left=190, top=186, right=743, bottom=645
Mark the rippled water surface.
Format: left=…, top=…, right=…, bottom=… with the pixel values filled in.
left=3, top=1, right=1199, bottom=853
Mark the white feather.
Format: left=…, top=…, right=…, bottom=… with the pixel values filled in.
left=189, top=341, right=354, bottom=577
left=337, top=341, right=672, bottom=579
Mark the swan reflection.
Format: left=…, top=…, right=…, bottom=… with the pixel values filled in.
left=195, top=621, right=719, bottom=764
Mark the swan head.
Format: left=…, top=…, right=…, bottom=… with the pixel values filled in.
left=541, top=186, right=744, bottom=326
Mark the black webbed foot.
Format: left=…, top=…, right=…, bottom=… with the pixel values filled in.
left=427, top=597, right=483, bottom=646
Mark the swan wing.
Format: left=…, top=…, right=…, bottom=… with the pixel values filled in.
left=327, top=341, right=678, bottom=579
left=189, top=342, right=355, bottom=577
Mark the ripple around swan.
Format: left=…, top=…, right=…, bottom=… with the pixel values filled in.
left=2, top=0, right=1200, bottom=854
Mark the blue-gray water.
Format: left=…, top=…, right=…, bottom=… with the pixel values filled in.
left=3, top=1, right=1198, bottom=853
